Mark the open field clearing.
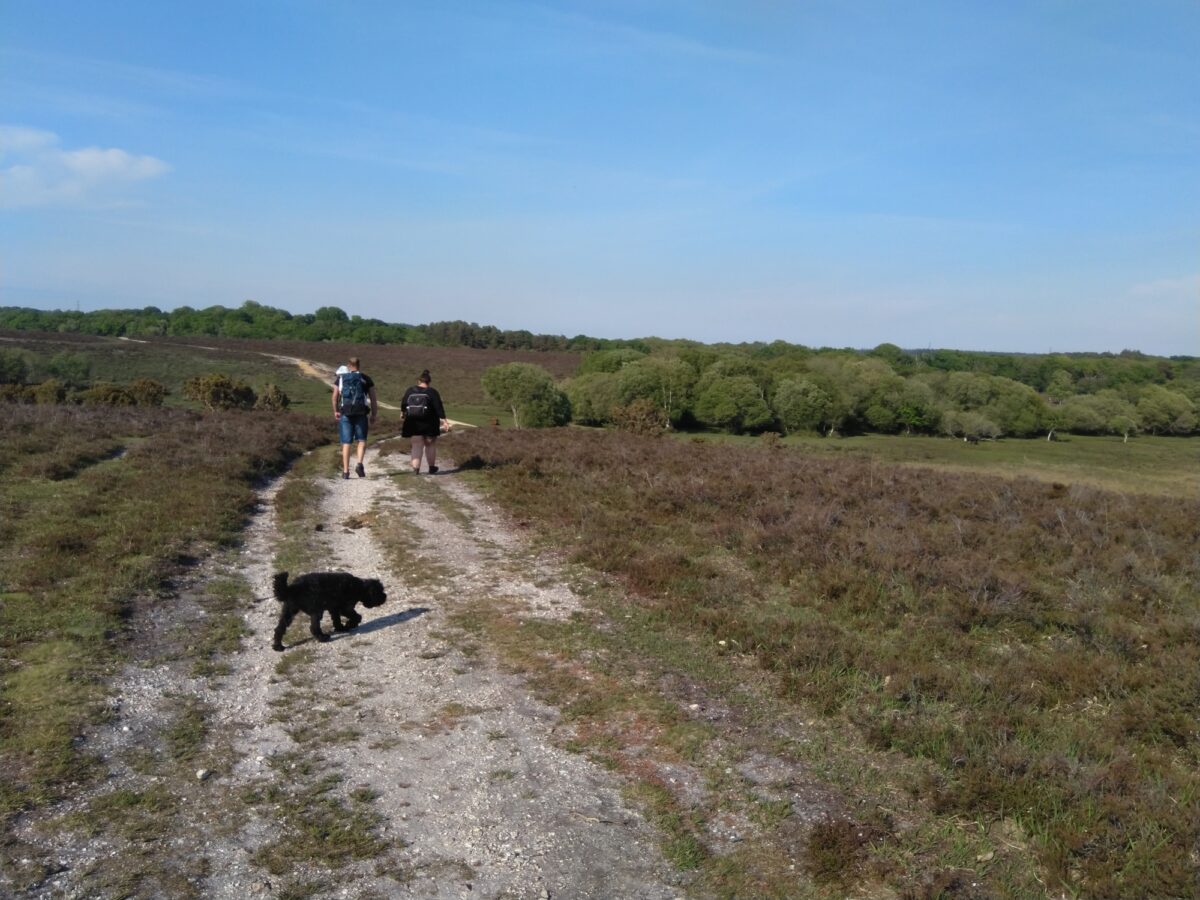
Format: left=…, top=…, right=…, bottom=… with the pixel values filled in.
left=690, top=431, right=1200, bottom=498
left=2, top=335, right=1198, bottom=897
left=446, top=427, right=1200, bottom=897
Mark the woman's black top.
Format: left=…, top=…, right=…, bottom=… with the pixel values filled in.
left=400, top=384, right=447, bottom=438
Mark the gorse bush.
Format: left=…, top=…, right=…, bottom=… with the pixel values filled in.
left=79, top=382, right=136, bottom=406
left=610, top=398, right=667, bottom=435
left=183, top=373, right=257, bottom=410
left=255, top=383, right=290, bottom=411
left=451, top=427, right=1200, bottom=897
left=127, top=377, right=168, bottom=407
left=33, top=379, right=67, bottom=405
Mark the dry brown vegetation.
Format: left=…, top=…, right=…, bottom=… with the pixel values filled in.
left=449, top=427, right=1200, bottom=897
left=166, top=336, right=582, bottom=407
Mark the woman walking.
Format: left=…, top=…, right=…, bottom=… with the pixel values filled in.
left=401, top=370, right=450, bottom=474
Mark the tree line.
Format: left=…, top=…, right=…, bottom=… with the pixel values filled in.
left=3, top=301, right=1196, bottom=438
left=0, top=302, right=629, bottom=352
left=484, top=345, right=1200, bottom=439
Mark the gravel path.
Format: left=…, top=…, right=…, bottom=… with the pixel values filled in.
left=239, top=444, right=682, bottom=897
left=15, top=442, right=684, bottom=899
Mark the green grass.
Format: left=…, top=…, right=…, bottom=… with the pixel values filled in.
left=246, top=769, right=391, bottom=875
left=0, top=403, right=327, bottom=828
left=688, top=430, right=1200, bottom=497
left=3, top=331, right=337, bottom=412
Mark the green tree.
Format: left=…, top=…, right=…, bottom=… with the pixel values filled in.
left=615, top=356, right=695, bottom=426
left=773, top=378, right=832, bottom=434
left=1136, top=385, right=1197, bottom=434
left=693, top=375, right=774, bottom=433
left=46, top=352, right=90, bottom=385
left=0, top=349, right=30, bottom=384
left=980, top=380, right=1046, bottom=437
left=941, top=409, right=1001, bottom=440
left=870, top=342, right=915, bottom=374
left=1058, top=392, right=1138, bottom=437
left=577, top=348, right=646, bottom=375
left=1045, top=370, right=1075, bottom=403
left=894, top=379, right=942, bottom=434
left=482, top=363, right=570, bottom=428
left=566, top=372, right=620, bottom=426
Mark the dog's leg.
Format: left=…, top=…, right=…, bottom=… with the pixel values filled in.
left=332, top=604, right=362, bottom=632
left=308, top=611, right=331, bottom=643
left=272, top=607, right=296, bottom=652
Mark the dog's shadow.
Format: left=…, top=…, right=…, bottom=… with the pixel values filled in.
left=347, top=606, right=430, bottom=637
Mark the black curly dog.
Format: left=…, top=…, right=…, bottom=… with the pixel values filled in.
left=272, top=571, right=387, bottom=652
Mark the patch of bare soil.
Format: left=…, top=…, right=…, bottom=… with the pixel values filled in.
left=10, top=443, right=685, bottom=899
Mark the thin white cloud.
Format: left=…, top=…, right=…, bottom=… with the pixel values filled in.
left=1129, top=274, right=1200, bottom=299
left=547, top=8, right=775, bottom=65
left=0, top=125, right=170, bottom=209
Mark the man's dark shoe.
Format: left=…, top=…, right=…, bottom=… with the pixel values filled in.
left=342, top=470, right=350, bottom=480
left=428, top=465, right=439, bottom=475
left=355, top=463, right=365, bottom=478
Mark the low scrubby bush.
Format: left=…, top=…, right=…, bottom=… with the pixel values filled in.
left=183, top=373, right=256, bottom=410
left=450, top=427, right=1200, bottom=897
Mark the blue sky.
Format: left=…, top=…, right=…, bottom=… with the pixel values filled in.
left=2, top=1, right=1197, bottom=355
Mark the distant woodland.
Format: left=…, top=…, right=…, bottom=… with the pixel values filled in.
left=1, top=301, right=1197, bottom=438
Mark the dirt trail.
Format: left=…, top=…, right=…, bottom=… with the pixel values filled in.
left=265, top=352, right=476, bottom=427
left=25, top=441, right=686, bottom=897
left=227, top=445, right=682, bottom=896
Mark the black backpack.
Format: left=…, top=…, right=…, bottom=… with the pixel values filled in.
left=339, top=371, right=368, bottom=415
left=405, top=388, right=432, bottom=419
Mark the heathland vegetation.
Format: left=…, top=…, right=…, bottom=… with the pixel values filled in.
left=1, top=314, right=1197, bottom=897
left=448, top=428, right=1200, bottom=896
left=4, top=301, right=1196, bottom=441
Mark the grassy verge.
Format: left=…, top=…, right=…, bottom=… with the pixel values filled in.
left=0, top=404, right=328, bottom=826
left=447, top=427, right=1200, bottom=898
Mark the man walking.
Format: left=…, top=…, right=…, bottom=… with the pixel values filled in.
left=332, top=357, right=378, bottom=479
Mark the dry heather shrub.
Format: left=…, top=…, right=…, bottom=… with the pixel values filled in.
left=610, top=398, right=667, bottom=435
left=449, top=427, right=1200, bottom=897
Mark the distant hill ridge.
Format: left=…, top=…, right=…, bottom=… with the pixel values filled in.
left=0, top=301, right=635, bottom=353
left=0, top=300, right=1193, bottom=364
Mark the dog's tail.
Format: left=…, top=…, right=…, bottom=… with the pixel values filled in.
left=272, top=571, right=289, bottom=602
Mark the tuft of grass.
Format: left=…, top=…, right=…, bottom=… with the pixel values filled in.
left=803, top=817, right=873, bottom=884
left=624, top=781, right=708, bottom=871
left=164, top=695, right=211, bottom=763
left=246, top=772, right=390, bottom=875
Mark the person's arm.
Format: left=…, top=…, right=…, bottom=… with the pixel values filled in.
left=368, top=385, right=379, bottom=420
left=332, top=382, right=341, bottom=419
left=435, top=389, right=449, bottom=431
